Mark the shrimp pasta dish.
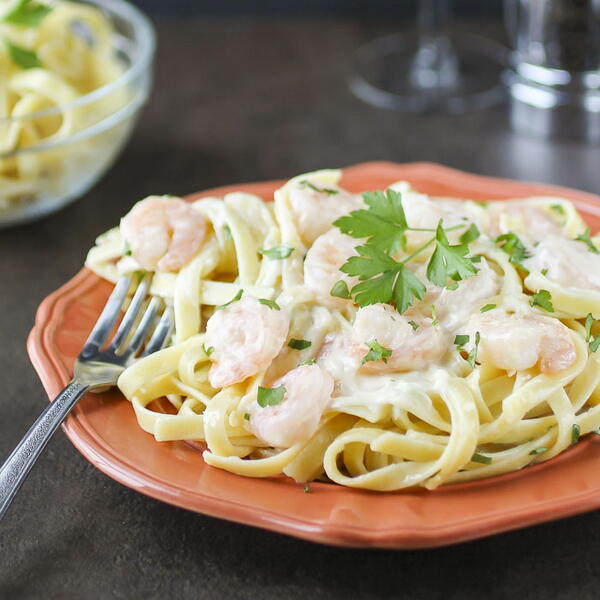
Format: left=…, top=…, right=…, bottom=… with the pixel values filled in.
left=86, top=169, right=600, bottom=491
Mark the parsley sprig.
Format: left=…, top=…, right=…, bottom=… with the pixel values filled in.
left=333, top=189, right=479, bottom=314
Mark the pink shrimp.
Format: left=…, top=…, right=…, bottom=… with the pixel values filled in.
left=463, top=309, right=576, bottom=374
left=120, top=195, right=207, bottom=271
left=249, top=364, right=334, bottom=447
left=205, top=295, right=290, bottom=388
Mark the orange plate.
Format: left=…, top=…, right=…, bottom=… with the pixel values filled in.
left=27, top=162, right=600, bottom=549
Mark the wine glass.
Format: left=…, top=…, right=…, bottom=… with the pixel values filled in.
left=350, top=0, right=507, bottom=113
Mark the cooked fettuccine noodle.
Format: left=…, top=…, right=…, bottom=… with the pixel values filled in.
left=0, top=0, right=126, bottom=210
left=86, top=169, right=600, bottom=491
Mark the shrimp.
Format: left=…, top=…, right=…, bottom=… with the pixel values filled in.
left=249, top=364, right=334, bottom=448
left=288, top=180, right=364, bottom=245
left=415, top=258, right=500, bottom=331
left=120, top=195, right=207, bottom=272
left=349, top=304, right=448, bottom=373
left=463, top=309, right=576, bottom=374
left=205, top=295, right=290, bottom=388
left=488, top=200, right=563, bottom=243
left=303, top=228, right=360, bottom=307
left=524, top=234, right=600, bottom=291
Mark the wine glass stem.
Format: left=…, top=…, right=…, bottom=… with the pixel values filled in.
left=410, top=0, right=459, bottom=91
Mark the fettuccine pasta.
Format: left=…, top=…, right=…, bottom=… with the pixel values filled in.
left=0, top=0, right=127, bottom=211
left=86, top=169, right=600, bottom=491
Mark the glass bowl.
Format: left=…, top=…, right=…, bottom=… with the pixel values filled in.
left=0, top=0, right=156, bottom=228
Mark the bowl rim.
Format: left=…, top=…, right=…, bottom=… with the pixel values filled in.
left=0, top=0, right=156, bottom=127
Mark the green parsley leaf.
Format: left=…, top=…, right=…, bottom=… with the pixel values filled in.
left=427, top=221, right=478, bottom=287
left=259, top=298, right=280, bottom=310
left=571, top=423, right=581, bottom=445
left=471, top=452, right=492, bottom=465
left=288, top=338, right=311, bottom=350
left=1, top=0, right=52, bottom=26
left=530, top=289, right=554, bottom=312
left=446, top=282, right=459, bottom=291
left=5, top=40, right=41, bottom=69
left=300, top=180, right=338, bottom=195
left=495, top=232, right=531, bottom=271
left=122, top=241, right=132, bottom=256
left=454, top=334, right=469, bottom=348
left=361, top=339, right=392, bottom=365
left=471, top=255, right=482, bottom=263
left=202, top=343, right=214, bottom=357
left=215, top=289, right=243, bottom=310
left=408, top=320, right=419, bottom=331
left=529, top=446, right=547, bottom=455
left=541, top=268, right=548, bottom=276
left=298, top=358, right=316, bottom=366
left=574, top=228, right=599, bottom=254
left=480, top=304, right=496, bottom=313
left=475, top=201, right=488, bottom=208
left=467, top=331, right=480, bottom=368
left=550, top=203, right=565, bottom=216
left=257, top=385, right=286, bottom=408
left=330, top=280, right=351, bottom=299
left=303, top=484, right=312, bottom=493
left=585, top=313, right=594, bottom=342
left=243, top=412, right=250, bottom=421
left=459, top=223, right=480, bottom=244
left=334, top=188, right=408, bottom=253
left=590, top=336, right=600, bottom=353
left=259, top=245, right=294, bottom=260
left=342, top=244, right=426, bottom=313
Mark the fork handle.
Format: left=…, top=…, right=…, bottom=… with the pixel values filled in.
left=0, top=380, right=89, bottom=519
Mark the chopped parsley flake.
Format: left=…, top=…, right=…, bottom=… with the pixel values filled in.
left=5, top=40, right=42, bottom=69
left=495, top=232, right=530, bottom=271
left=298, top=358, right=316, bottom=366
left=431, top=304, right=439, bottom=326
left=529, top=447, right=547, bottom=455
left=259, top=298, right=280, bottom=310
left=541, top=268, right=548, bottom=276
left=590, top=336, right=600, bottom=353
left=459, top=223, right=480, bottom=244
left=446, top=282, right=459, bottom=291
left=571, top=423, right=581, bottom=444
left=257, top=385, right=286, bottom=408
left=243, top=412, right=250, bottom=421
left=408, top=320, right=419, bottom=331
left=471, top=452, right=492, bottom=465
left=550, top=204, right=565, bottom=216
left=202, top=343, right=214, bottom=357
left=530, top=290, right=554, bottom=312
left=467, top=331, right=481, bottom=368
left=303, top=484, right=312, bottom=493
left=288, top=338, right=312, bottom=350
left=123, top=241, right=132, bottom=256
left=215, top=289, right=243, bottom=310
left=330, top=280, right=351, bottom=299
left=300, top=180, right=339, bottom=195
left=585, top=313, right=594, bottom=342
left=2, top=0, right=52, bottom=27
left=480, top=304, right=496, bottom=313
left=574, top=228, right=599, bottom=254
left=259, top=245, right=294, bottom=260
left=454, top=334, right=469, bottom=348
left=361, top=339, right=392, bottom=365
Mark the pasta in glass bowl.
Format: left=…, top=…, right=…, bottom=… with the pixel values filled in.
left=0, top=0, right=155, bottom=228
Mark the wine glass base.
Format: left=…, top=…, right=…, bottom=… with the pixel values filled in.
left=351, top=32, right=508, bottom=113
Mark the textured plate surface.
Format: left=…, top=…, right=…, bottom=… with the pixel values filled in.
left=27, top=162, right=600, bottom=548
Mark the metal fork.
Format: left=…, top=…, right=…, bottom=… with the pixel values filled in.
left=0, top=274, right=173, bottom=519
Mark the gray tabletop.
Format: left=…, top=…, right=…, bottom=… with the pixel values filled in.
left=1, top=17, right=600, bottom=600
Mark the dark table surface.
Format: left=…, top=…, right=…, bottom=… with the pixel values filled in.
left=2, top=16, right=600, bottom=600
